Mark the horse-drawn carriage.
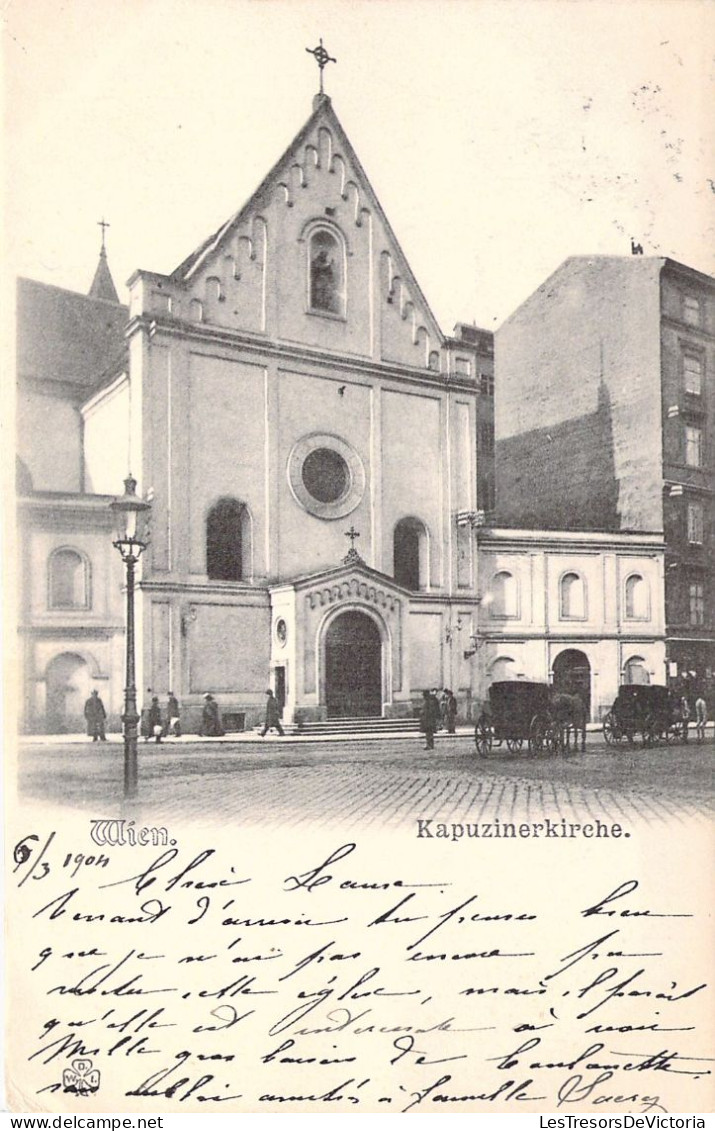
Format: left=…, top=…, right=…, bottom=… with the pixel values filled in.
left=603, top=684, right=684, bottom=748
left=474, top=681, right=555, bottom=756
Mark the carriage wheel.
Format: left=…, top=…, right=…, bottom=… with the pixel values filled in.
left=474, top=715, right=492, bottom=758
left=666, top=719, right=684, bottom=745
left=528, top=714, right=553, bottom=755
left=642, top=713, right=658, bottom=748
left=506, top=736, right=524, bottom=753
left=603, top=711, right=624, bottom=747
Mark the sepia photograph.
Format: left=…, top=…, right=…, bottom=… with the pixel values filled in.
left=4, top=0, right=714, bottom=1117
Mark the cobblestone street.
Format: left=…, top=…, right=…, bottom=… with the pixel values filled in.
left=17, top=730, right=714, bottom=831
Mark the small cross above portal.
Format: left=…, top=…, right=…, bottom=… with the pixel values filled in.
left=306, top=38, right=336, bottom=95
left=343, top=525, right=363, bottom=566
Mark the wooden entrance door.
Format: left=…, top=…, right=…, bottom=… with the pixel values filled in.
left=325, top=611, right=382, bottom=718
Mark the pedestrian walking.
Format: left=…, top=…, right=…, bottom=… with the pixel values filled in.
left=164, top=691, right=181, bottom=738
left=261, top=689, right=285, bottom=737
left=419, top=689, right=441, bottom=750
left=148, top=696, right=163, bottom=744
left=84, top=689, right=107, bottom=741
left=694, top=694, right=708, bottom=743
left=200, top=693, right=225, bottom=737
left=439, top=689, right=449, bottom=725
left=680, top=695, right=691, bottom=743
left=140, top=688, right=154, bottom=742
left=443, top=688, right=458, bottom=735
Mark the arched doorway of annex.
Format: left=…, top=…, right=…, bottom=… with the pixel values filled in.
left=320, top=605, right=388, bottom=719
left=489, top=656, right=519, bottom=683
left=623, top=655, right=650, bottom=685
left=552, top=648, right=592, bottom=720
left=45, top=651, right=95, bottom=733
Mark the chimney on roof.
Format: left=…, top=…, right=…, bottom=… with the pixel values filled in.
left=89, top=218, right=120, bottom=302
left=453, top=322, right=480, bottom=344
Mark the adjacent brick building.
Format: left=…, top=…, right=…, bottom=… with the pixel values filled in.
left=495, top=255, right=714, bottom=694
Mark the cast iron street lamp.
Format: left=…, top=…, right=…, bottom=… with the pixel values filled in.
left=110, top=476, right=151, bottom=799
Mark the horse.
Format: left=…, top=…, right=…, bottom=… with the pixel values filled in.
left=550, top=691, right=587, bottom=753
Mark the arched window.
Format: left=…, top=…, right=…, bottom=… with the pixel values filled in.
left=49, top=549, right=89, bottom=609
left=624, top=656, right=650, bottom=685
left=393, top=518, right=428, bottom=590
left=625, top=574, right=648, bottom=620
left=560, top=571, right=586, bottom=619
left=309, top=228, right=344, bottom=315
left=490, top=656, right=517, bottom=682
left=490, top=571, right=518, bottom=618
left=206, top=499, right=251, bottom=581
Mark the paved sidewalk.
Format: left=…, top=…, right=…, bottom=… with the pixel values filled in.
left=17, top=730, right=715, bottom=829
left=23, top=719, right=710, bottom=746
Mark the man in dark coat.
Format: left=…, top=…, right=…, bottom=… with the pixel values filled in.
left=147, top=696, right=163, bottom=744
left=164, top=692, right=181, bottom=738
left=84, top=689, right=107, bottom=741
left=419, top=689, right=441, bottom=750
left=261, top=689, right=285, bottom=737
left=200, top=694, right=225, bottom=737
left=140, top=688, right=154, bottom=741
left=443, top=688, right=458, bottom=735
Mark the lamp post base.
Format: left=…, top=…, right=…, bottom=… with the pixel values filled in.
left=122, top=710, right=140, bottom=800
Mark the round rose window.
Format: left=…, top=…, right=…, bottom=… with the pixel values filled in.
left=301, top=448, right=349, bottom=503
left=287, top=433, right=366, bottom=520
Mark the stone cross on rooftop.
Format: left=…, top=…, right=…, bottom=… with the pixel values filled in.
left=305, top=38, right=336, bottom=95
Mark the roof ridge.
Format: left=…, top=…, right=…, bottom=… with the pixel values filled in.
left=18, top=275, right=128, bottom=309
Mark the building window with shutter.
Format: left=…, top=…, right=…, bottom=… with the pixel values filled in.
left=684, top=426, right=703, bottom=467
left=689, top=581, right=705, bottom=626
left=682, top=295, right=701, bottom=327
left=687, top=502, right=704, bottom=544
left=683, top=355, right=703, bottom=396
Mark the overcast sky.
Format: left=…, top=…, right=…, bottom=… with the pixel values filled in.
left=5, top=0, right=714, bottom=330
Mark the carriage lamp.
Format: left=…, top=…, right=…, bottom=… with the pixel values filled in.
left=110, top=476, right=151, bottom=800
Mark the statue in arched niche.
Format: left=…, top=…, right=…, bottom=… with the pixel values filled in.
left=310, top=230, right=341, bottom=314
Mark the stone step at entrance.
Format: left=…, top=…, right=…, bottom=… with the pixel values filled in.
left=255, top=715, right=421, bottom=738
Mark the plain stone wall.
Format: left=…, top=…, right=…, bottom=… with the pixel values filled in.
left=495, top=257, right=664, bottom=534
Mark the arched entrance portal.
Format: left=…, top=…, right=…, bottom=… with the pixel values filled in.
left=552, top=649, right=591, bottom=720
left=325, top=611, right=382, bottom=718
left=45, top=653, right=91, bottom=733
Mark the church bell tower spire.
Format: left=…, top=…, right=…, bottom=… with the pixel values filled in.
left=89, top=217, right=120, bottom=302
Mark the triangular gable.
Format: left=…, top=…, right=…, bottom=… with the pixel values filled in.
left=167, top=96, right=444, bottom=368
left=272, top=554, right=412, bottom=598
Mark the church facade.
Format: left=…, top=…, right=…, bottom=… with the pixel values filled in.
left=15, top=94, right=666, bottom=732
left=87, top=94, right=489, bottom=730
